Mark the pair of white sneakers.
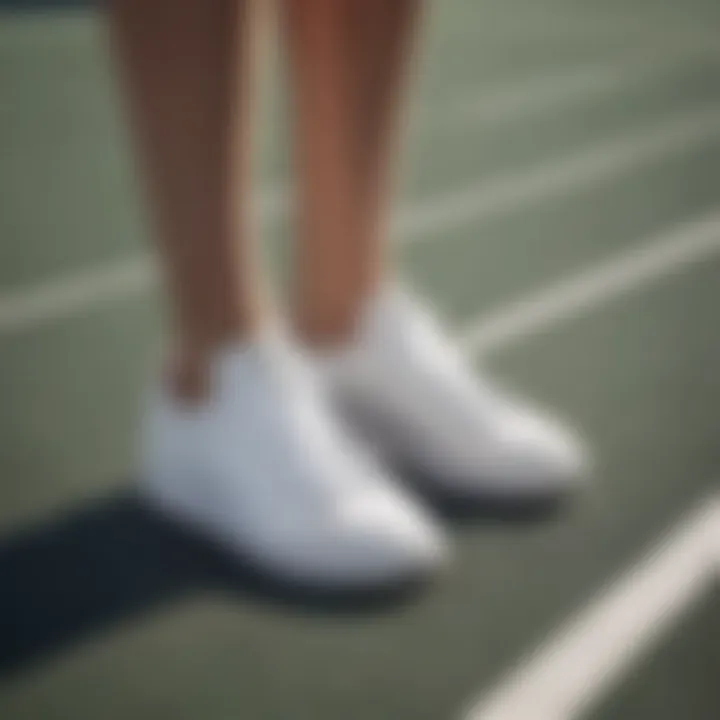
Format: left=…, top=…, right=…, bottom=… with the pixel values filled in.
left=140, top=290, right=587, bottom=590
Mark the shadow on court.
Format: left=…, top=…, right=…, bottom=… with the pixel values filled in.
left=0, top=488, right=432, bottom=679
left=0, top=473, right=564, bottom=678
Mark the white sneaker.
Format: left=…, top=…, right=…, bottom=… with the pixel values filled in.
left=320, top=290, right=588, bottom=505
left=140, top=335, right=445, bottom=589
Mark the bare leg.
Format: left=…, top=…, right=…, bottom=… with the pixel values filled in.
left=282, top=0, right=361, bottom=344
left=283, top=0, right=423, bottom=344
left=282, top=0, right=588, bottom=525
left=109, top=0, right=264, bottom=397
left=344, top=0, right=423, bottom=285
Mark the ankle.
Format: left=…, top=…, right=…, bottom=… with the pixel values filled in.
left=168, top=308, right=273, bottom=402
left=167, top=349, right=214, bottom=404
left=293, top=308, right=360, bottom=349
left=294, top=285, right=384, bottom=349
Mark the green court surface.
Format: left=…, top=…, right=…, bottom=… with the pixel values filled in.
left=1, top=1, right=719, bottom=719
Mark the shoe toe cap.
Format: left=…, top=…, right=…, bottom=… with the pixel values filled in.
left=284, top=495, right=447, bottom=587
left=492, top=408, right=590, bottom=491
left=426, top=407, right=590, bottom=499
left=335, top=497, right=446, bottom=583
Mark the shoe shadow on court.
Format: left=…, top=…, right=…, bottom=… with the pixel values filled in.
left=0, top=476, right=565, bottom=679
left=0, top=488, right=431, bottom=678
left=397, top=465, right=571, bottom=526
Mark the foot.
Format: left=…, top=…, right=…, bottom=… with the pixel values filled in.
left=319, top=290, right=589, bottom=505
left=140, top=335, right=445, bottom=589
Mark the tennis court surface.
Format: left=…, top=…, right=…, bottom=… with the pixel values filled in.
left=1, top=1, right=719, bottom=718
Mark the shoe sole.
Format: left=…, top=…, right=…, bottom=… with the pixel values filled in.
left=137, top=481, right=441, bottom=609
left=393, top=461, right=587, bottom=523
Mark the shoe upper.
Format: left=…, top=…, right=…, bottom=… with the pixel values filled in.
left=141, top=335, right=444, bottom=586
left=322, top=289, right=588, bottom=496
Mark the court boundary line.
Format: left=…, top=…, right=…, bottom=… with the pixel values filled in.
left=432, top=55, right=682, bottom=132
left=395, top=104, right=720, bottom=244
left=463, top=492, right=720, bottom=720
left=3, top=104, right=720, bottom=337
left=459, top=212, right=720, bottom=355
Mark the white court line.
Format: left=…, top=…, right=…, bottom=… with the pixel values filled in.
left=459, top=212, right=720, bottom=355
left=396, top=104, right=720, bottom=244
left=434, top=61, right=650, bottom=131
left=0, top=257, right=154, bottom=335
left=3, top=104, right=720, bottom=337
left=464, top=493, right=720, bottom=720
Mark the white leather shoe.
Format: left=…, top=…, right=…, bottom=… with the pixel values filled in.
left=320, top=290, right=589, bottom=505
left=140, top=336, right=445, bottom=589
